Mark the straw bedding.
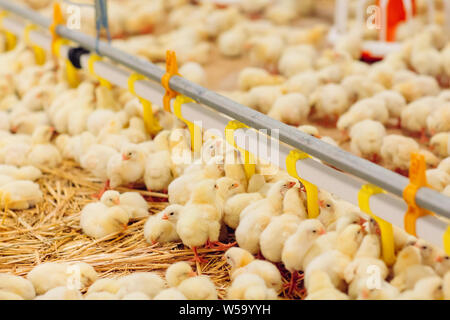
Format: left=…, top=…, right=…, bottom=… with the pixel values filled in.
left=0, top=160, right=305, bottom=299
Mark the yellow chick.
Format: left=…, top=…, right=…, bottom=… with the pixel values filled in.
left=337, top=98, right=389, bottom=133
left=401, top=96, right=436, bottom=136
left=430, top=132, right=449, bottom=158
left=260, top=213, right=302, bottom=263
left=214, top=177, right=243, bottom=216
left=107, top=144, right=146, bottom=188
left=397, top=277, right=444, bottom=300
left=354, top=277, right=399, bottom=300
left=86, top=109, right=116, bottom=136
left=305, top=250, right=351, bottom=292
left=0, top=180, right=43, bottom=210
left=80, top=144, right=118, bottom=180
left=277, top=45, right=316, bottom=77
left=116, top=272, right=166, bottom=299
left=426, top=169, right=450, bottom=192
left=179, top=62, right=207, bottom=87
left=119, top=192, right=149, bottom=219
left=35, top=286, right=82, bottom=300
left=153, top=288, right=187, bottom=300
left=0, top=274, right=35, bottom=300
left=80, top=191, right=129, bottom=239
left=168, top=156, right=224, bottom=205
left=27, top=262, right=97, bottom=295
left=166, top=262, right=218, bottom=300
left=226, top=273, right=277, bottom=300
left=427, top=103, right=450, bottom=135
left=247, top=85, right=283, bottom=114
left=236, top=181, right=296, bottom=254
left=336, top=224, right=365, bottom=259
left=305, top=270, right=349, bottom=300
left=380, top=135, right=420, bottom=173
left=309, top=84, right=350, bottom=124
left=393, top=245, right=423, bottom=277
left=268, top=93, right=310, bottom=126
left=281, top=219, right=326, bottom=293
left=349, top=120, right=386, bottom=162
left=341, top=75, right=384, bottom=103
left=0, top=290, right=23, bottom=300
left=282, top=71, right=320, bottom=97
left=231, top=260, right=283, bottom=292
left=143, top=204, right=183, bottom=245
left=238, top=67, right=285, bottom=91
left=247, top=35, right=285, bottom=70
left=176, top=180, right=222, bottom=262
left=224, top=247, right=256, bottom=275
left=223, top=192, right=263, bottom=229
left=86, top=278, right=121, bottom=296
left=27, top=126, right=62, bottom=168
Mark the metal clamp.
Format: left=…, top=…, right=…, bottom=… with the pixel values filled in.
left=358, top=184, right=396, bottom=266
left=161, top=50, right=180, bottom=113
left=286, top=149, right=319, bottom=219
left=127, top=73, right=162, bottom=136
left=173, top=94, right=202, bottom=154
left=225, top=120, right=256, bottom=180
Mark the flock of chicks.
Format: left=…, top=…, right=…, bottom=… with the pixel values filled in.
left=65, top=0, right=450, bottom=195
left=0, top=0, right=449, bottom=300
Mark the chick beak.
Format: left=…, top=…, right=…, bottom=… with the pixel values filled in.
left=319, top=200, right=325, bottom=208
left=318, top=229, right=326, bottom=235
left=10, top=126, right=17, bottom=134
left=162, top=214, right=169, bottom=220
left=189, top=271, right=197, bottom=277
left=113, top=198, right=120, bottom=205
left=375, top=227, right=381, bottom=236
left=435, top=256, right=443, bottom=263
left=287, top=182, right=296, bottom=189
left=122, top=154, right=130, bottom=161
left=232, top=183, right=239, bottom=189
left=314, top=134, right=322, bottom=139
left=122, top=223, right=128, bottom=231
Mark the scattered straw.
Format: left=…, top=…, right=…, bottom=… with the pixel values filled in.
left=0, top=160, right=302, bottom=299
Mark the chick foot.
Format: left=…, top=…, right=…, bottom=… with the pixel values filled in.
left=190, top=247, right=208, bottom=264
left=284, top=271, right=304, bottom=295
left=207, top=241, right=236, bottom=251
left=419, top=128, right=429, bottom=144
left=92, top=180, right=111, bottom=200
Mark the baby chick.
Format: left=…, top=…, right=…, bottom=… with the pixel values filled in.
left=80, top=191, right=129, bottom=239
left=281, top=219, right=326, bottom=293
left=107, top=144, right=146, bottom=189
left=143, top=204, right=183, bottom=245
left=119, top=192, right=149, bottom=219
left=0, top=273, right=35, bottom=300
left=116, top=272, right=166, bottom=299
left=304, top=270, right=349, bottom=300
left=166, top=262, right=218, bottom=300
left=226, top=273, right=277, bottom=300
left=27, top=262, right=97, bottom=295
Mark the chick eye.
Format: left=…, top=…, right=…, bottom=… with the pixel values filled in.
left=445, top=257, right=449, bottom=260
left=312, top=230, right=317, bottom=233
left=422, top=246, right=428, bottom=250
left=170, top=212, right=174, bottom=216
left=326, top=204, right=331, bottom=208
